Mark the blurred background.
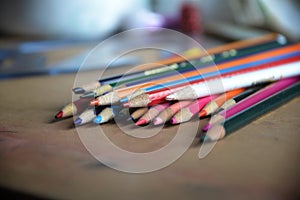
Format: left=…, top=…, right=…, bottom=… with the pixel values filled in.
left=0, top=0, right=299, bottom=78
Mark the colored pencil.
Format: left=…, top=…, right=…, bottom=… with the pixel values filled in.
left=114, top=108, right=130, bottom=121
left=73, top=106, right=103, bottom=126
left=54, top=98, right=91, bottom=119
left=73, top=33, right=281, bottom=93
left=217, top=85, right=265, bottom=112
left=201, top=86, right=266, bottom=132
left=201, top=78, right=300, bottom=142
left=117, top=40, right=286, bottom=88
left=135, top=103, right=170, bottom=126
left=153, top=100, right=193, bottom=125
left=93, top=106, right=122, bottom=124
left=128, top=107, right=149, bottom=121
left=125, top=54, right=300, bottom=106
left=166, top=59, right=300, bottom=100
left=81, top=39, right=283, bottom=98
left=199, top=88, right=246, bottom=117
left=121, top=44, right=300, bottom=103
left=171, top=95, right=217, bottom=124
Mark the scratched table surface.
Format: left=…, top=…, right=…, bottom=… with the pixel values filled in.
left=0, top=60, right=300, bottom=200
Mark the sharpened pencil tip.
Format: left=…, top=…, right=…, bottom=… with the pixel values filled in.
left=153, top=117, right=163, bottom=125
left=120, top=97, right=128, bottom=103
left=93, top=116, right=102, bottom=124
left=74, top=118, right=82, bottom=126
left=90, top=99, right=99, bottom=106
left=135, top=118, right=147, bottom=126
left=202, top=123, right=212, bottom=132
left=80, top=91, right=95, bottom=98
left=170, top=117, right=177, bottom=124
left=199, top=110, right=207, bottom=118
left=55, top=111, right=63, bottom=119
left=73, top=87, right=85, bottom=94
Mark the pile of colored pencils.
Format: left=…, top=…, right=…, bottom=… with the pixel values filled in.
left=54, top=33, right=300, bottom=141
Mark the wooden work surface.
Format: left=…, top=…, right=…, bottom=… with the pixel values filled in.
left=0, top=67, right=299, bottom=200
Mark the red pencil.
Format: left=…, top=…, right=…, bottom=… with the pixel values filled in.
left=55, top=98, right=91, bottom=119
left=126, top=54, right=300, bottom=107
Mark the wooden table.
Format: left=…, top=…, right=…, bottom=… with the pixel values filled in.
left=0, top=61, right=299, bottom=199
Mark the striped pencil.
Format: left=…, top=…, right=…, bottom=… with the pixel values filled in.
left=135, top=102, right=170, bottom=126
left=129, top=43, right=300, bottom=96
left=81, top=39, right=282, bottom=99
left=201, top=77, right=300, bottom=142
left=171, top=95, right=217, bottom=124
left=125, top=54, right=300, bottom=107
left=73, top=33, right=282, bottom=93
left=120, top=43, right=300, bottom=103
left=166, top=59, right=300, bottom=100
left=153, top=100, right=193, bottom=125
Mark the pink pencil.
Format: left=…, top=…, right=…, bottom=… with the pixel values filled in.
left=171, top=95, right=218, bottom=124
left=153, top=100, right=194, bottom=125
left=135, top=102, right=170, bottom=125
left=203, top=76, right=300, bottom=131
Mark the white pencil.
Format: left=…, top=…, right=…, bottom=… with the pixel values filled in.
left=166, top=60, right=300, bottom=100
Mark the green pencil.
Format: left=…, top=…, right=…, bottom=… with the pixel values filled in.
left=201, top=80, right=300, bottom=142
left=80, top=40, right=285, bottom=98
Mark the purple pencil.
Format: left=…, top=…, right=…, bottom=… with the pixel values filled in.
left=203, top=76, right=300, bottom=131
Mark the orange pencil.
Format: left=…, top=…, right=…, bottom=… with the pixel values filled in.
left=91, top=43, right=300, bottom=105
left=135, top=33, right=280, bottom=71
left=75, top=33, right=281, bottom=94
left=199, top=88, right=245, bottom=117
